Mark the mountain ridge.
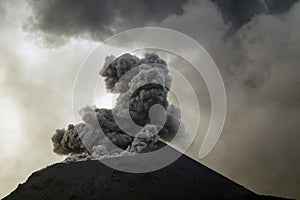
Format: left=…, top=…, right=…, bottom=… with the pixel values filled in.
left=3, top=151, right=292, bottom=200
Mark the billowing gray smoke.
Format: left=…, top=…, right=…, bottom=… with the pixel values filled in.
left=51, top=53, right=180, bottom=156
left=25, top=0, right=188, bottom=46
left=25, top=0, right=297, bottom=46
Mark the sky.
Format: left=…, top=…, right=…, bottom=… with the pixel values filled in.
left=0, top=0, right=300, bottom=199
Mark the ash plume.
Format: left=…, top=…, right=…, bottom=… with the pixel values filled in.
left=51, top=53, right=181, bottom=157
left=25, top=0, right=188, bottom=46
left=51, top=124, right=87, bottom=155
left=25, top=0, right=297, bottom=47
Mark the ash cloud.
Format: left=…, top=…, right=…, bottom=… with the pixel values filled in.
left=51, top=53, right=181, bottom=157
left=213, top=0, right=297, bottom=32
left=51, top=124, right=87, bottom=155
left=153, top=0, right=300, bottom=198
left=25, top=0, right=297, bottom=46
left=25, top=0, right=188, bottom=46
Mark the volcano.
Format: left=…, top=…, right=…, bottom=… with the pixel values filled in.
left=3, top=145, right=291, bottom=200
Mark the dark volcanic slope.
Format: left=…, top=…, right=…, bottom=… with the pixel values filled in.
left=4, top=150, right=291, bottom=200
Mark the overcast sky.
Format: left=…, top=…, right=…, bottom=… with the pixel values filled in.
left=0, top=0, right=300, bottom=199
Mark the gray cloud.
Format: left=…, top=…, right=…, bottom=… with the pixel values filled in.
left=52, top=124, right=87, bottom=155
left=51, top=53, right=181, bottom=157
left=25, top=0, right=188, bottom=46
left=151, top=1, right=300, bottom=198
left=213, top=0, right=297, bottom=32
left=25, top=0, right=297, bottom=47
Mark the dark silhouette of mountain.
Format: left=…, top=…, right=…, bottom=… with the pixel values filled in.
left=3, top=146, right=292, bottom=200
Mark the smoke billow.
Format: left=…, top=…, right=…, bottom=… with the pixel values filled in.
left=25, top=0, right=297, bottom=47
left=51, top=53, right=181, bottom=157
left=212, top=0, right=297, bottom=32
left=153, top=0, right=300, bottom=198
left=25, top=0, right=188, bottom=46
left=51, top=124, right=87, bottom=155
